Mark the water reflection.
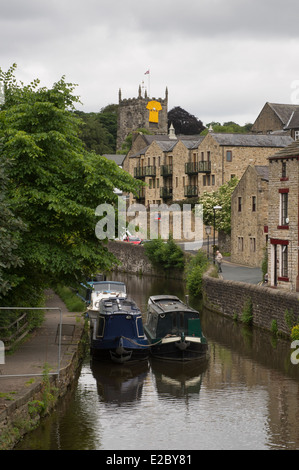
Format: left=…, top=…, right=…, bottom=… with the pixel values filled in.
left=90, top=359, right=149, bottom=405
left=151, top=358, right=208, bottom=398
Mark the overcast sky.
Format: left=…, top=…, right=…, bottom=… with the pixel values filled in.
left=1, top=0, right=299, bottom=126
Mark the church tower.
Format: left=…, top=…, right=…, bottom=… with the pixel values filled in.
left=116, top=86, right=168, bottom=150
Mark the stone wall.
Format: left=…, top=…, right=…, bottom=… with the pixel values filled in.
left=202, top=268, right=299, bottom=336
left=107, top=240, right=184, bottom=279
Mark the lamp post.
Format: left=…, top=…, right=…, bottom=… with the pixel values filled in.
left=205, top=225, right=212, bottom=260
left=213, top=205, right=222, bottom=264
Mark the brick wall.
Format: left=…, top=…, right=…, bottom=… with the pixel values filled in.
left=202, top=269, right=299, bottom=336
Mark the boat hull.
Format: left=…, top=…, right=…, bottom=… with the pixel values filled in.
left=146, top=334, right=209, bottom=362
left=90, top=338, right=149, bottom=364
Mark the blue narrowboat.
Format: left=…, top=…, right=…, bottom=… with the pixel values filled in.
left=88, top=295, right=149, bottom=364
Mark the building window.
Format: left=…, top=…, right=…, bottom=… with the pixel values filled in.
left=282, top=161, right=287, bottom=178
left=238, top=237, right=244, bottom=252
left=226, top=150, right=232, bottom=162
left=294, top=130, right=299, bottom=141
left=212, top=175, right=215, bottom=185
left=281, top=245, right=288, bottom=278
left=238, top=197, right=242, bottom=212
left=149, top=179, right=152, bottom=189
left=203, top=175, right=206, bottom=186
left=250, top=237, right=256, bottom=252
left=252, top=196, right=256, bottom=212
left=280, top=191, right=289, bottom=226
left=176, top=177, right=178, bottom=188
left=207, top=151, right=211, bottom=161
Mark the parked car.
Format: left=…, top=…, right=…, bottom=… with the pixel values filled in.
left=123, top=235, right=143, bottom=245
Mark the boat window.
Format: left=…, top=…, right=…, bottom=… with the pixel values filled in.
left=97, top=316, right=105, bottom=337
left=157, top=311, right=200, bottom=337
left=135, top=316, right=145, bottom=338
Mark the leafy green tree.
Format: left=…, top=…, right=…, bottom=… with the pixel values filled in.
left=76, top=104, right=118, bottom=154
left=0, top=149, right=26, bottom=297
left=0, top=65, right=141, bottom=303
left=201, top=121, right=253, bottom=135
left=198, top=177, right=239, bottom=234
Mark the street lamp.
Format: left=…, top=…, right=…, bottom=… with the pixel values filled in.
left=213, top=205, right=222, bottom=264
left=205, top=225, right=212, bottom=260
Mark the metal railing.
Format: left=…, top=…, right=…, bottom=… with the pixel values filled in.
left=185, top=161, right=211, bottom=174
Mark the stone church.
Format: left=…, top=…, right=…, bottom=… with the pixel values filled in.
left=116, top=85, right=168, bottom=150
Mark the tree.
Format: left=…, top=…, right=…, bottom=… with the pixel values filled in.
left=201, top=121, right=253, bottom=135
left=0, top=148, right=26, bottom=297
left=0, top=65, right=141, bottom=303
left=168, top=107, right=205, bottom=135
left=76, top=104, right=118, bottom=154
left=198, top=177, right=239, bottom=234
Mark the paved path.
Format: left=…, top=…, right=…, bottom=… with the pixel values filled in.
left=0, top=290, right=84, bottom=407
left=220, top=258, right=263, bottom=284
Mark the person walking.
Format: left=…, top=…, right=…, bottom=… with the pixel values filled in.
left=215, top=250, right=223, bottom=273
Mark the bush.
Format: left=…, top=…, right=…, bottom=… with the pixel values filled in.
left=291, top=324, right=299, bottom=341
left=186, top=250, right=209, bottom=297
left=55, top=285, right=86, bottom=312
left=144, top=236, right=185, bottom=271
left=241, top=298, right=253, bottom=326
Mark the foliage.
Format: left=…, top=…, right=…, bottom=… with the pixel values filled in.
left=144, top=236, right=185, bottom=271
left=54, top=285, right=85, bottom=312
left=291, top=325, right=299, bottom=341
left=241, top=298, right=253, bottom=326
left=185, top=250, right=209, bottom=297
left=76, top=104, right=118, bottom=154
left=201, top=121, right=253, bottom=135
left=168, top=106, right=205, bottom=135
left=271, top=319, right=278, bottom=337
left=0, top=151, right=26, bottom=297
left=285, top=308, right=296, bottom=330
left=261, top=247, right=268, bottom=280
left=198, top=177, right=239, bottom=234
left=0, top=64, right=141, bottom=305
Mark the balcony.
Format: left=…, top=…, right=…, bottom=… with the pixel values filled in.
left=184, top=185, right=198, bottom=197
left=160, top=165, right=173, bottom=177
left=185, top=161, right=211, bottom=175
left=134, top=166, right=156, bottom=179
left=135, top=188, right=145, bottom=201
left=160, top=187, right=173, bottom=199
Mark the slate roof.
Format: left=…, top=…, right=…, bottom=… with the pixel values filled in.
left=284, top=109, right=299, bottom=130
left=255, top=165, right=269, bottom=181
left=269, top=140, right=299, bottom=160
left=103, top=154, right=126, bottom=166
left=210, top=133, right=293, bottom=148
left=267, top=103, right=299, bottom=126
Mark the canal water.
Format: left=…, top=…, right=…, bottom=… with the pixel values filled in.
left=16, top=273, right=299, bottom=450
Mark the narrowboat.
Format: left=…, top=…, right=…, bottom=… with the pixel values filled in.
left=88, top=295, right=150, bottom=364
left=144, top=295, right=209, bottom=362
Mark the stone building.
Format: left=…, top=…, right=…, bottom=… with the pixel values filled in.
left=116, top=86, right=168, bottom=150
left=126, top=131, right=293, bottom=207
left=268, top=140, right=299, bottom=292
left=231, top=165, right=269, bottom=267
left=251, top=102, right=299, bottom=139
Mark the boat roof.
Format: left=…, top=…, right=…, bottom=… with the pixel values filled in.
left=88, top=281, right=126, bottom=291
left=148, top=295, right=198, bottom=314
left=100, top=297, right=141, bottom=316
